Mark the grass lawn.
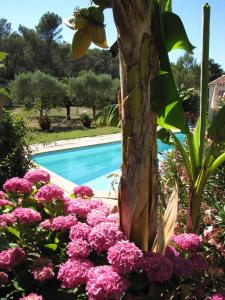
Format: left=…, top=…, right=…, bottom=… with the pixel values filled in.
left=29, top=127, right=120, bottom=144
left=9, top=106, right=120, bottom=145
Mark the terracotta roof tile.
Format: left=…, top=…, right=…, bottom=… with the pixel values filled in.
left=209, top=75, right=225, bottom=86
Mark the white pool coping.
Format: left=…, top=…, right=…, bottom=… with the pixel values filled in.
left=31, top=133, right=121, bottom=204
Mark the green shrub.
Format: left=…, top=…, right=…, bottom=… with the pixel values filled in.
left=0, top=110, right=31, bottom=188
left=80, top=113, right=92, bottom=128
left=38, top=115, right=51, bottom=131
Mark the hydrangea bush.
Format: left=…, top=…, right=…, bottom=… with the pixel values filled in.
left=0, top=170, right=223, bottom=299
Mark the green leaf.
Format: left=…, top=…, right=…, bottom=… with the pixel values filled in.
left=158, top=0, right=172, bottom=12
left=163, top=12, right=195, bottom=53
left=208, top=153, right=225, bottom=176
left=193, top=118, right=200, bottom=155
left=171, top=132, right=193, bottom=180
left=208, top=105, right=225, bottom=143
left=0, top=237, right=9, bottom=250
left=0, top=51, right=8, bottom=62
left=6, top=227, right=21, bottom=239
left=151, top=72, right=189, bottom=133
left=44, top=243, right=58, bottom=251
left=157, top=128, right=173, bottom=145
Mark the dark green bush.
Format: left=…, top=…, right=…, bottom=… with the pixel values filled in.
left=80, top=113, right=92, bottom=128
left=0, top=110, right=31, bottom=188
left=38, top=115, right=51, bottom=131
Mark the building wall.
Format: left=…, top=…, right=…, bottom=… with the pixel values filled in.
left=208, top=86, right=225, bottom=121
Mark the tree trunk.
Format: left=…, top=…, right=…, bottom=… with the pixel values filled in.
left=92, top=105, right=96, bottom=119
left=112, top=0, right=159, bottom=250
left=40, top=108, right=44, bottom=118
left=66, top=106, right=71, bottom=120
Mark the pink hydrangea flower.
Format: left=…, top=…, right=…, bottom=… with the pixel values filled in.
left=3, top=177, right=32, bottom=194
left=51, top=215, right=77, bottom=231
left=172, top=233, right=201, bottom=252
left=0, top=213, right=16, bottom=227
left=108, top=241, right=143, bottom=274
left=57, top=258, right=93, bottom=288
left=67, top=239, right=91, bottom=258
left=19, top=293, right=44, bottom=300
left=211, top=293, right=225, bottom=300
left=66, top=198, right=92, bottom=218
left=87, top=209, right=108, bottom=227
left=106, top=213, right=119, bottom=224
left=0, top=199, right=12, bottom=207
left=88, top=199, right=110, bottom=214
left=165, top=246, right=179, bottom=258
left=172, top=256, right=193, bottom=278
left=0, top=247, right=25, bottom=270
left=87, top=266, right=128, bottom=300
left=24, top=169, right=50, bottom=185
left=73, top=185, right=94, bottom=198
left=39, top=219, right=52, bottom=230
left=32, top=264, right=54, bottom=281
left=0, top=271, right=9, bottom=285
left=0, top=191, right=7, bottom=199
left=69, top=223, right=92, bottom=241
left=140, top=252, right=173, bottom=283
left=88, top=222, right=124, bottom=253
left=190, top=254, right=208, bottom=272
left=35, top=184, right=64, bottom=204
left=13, top=208, right=41, bottom=224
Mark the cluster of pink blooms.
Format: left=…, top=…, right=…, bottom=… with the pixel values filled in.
left=88, top=222, right=124, bottom=253
left=19, top=294, right=44, bottom=300
left=140, top=252, right=173, bottom=282
left=3, top=177, right=32, bottom=194
left=108, top=240, right=143, bottom=274
left=0, top=178, right=219, bottom=299
left=86, top=209, right=108, bottom=226
left=189, top=254, right=208, bottom=272
left=172, top=233, right=201, bottom=252
left=210, top=293, right=225, bottom=300
left=73, top=185, right=94, bottom=198
left=171, top=256, right=193, bottom=278
left=57, top=258, right=93, bottom=288
left=24, top=169, right=50, bottom=185
left=13, top=207, right=41, bottom=224
left=67, top=239, right=91, bottom=258
left=0, top=213, right=16, bottom=227
left=0, top=191, right=7, bottom=198
left=32, top=263, right=54, bottom=282
left=0, top=198, right=12, bottom=207
left=66, top=198, right=109, bottom=218
left=35, top=184, right=64, bottom=204
left=51, top=215, right=77, bottom=231
left=87, top=266, right=128, bottom=300
left=0, top=247, right=25, bottom=270
left=0, top=271, right=9, bottom=285
left=69, top=222, right=92, bottom=240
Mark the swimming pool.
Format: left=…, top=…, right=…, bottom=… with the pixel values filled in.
left=33, top=133, right=185, bottom=191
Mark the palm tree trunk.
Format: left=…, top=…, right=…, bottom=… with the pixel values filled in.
left=112, top=0, right=159, bottom=250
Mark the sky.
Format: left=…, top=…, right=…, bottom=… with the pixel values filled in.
left=1, top=0, right=225, bottom=68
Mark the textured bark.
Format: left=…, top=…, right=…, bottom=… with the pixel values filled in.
left=66, top=106, right=71, bottom=119
left=112, top=0, right=159, bottom=250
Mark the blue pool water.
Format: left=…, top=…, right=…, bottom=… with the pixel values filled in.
left=33, top=134, right=185, bottom=191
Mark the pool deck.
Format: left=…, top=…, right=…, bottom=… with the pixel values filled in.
left=31, top=133, right=121, bottom=206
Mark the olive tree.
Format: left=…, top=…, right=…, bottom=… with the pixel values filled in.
left=69, top=71, right=113, bottom=118
left=12, top=71, right=64, bottom=118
